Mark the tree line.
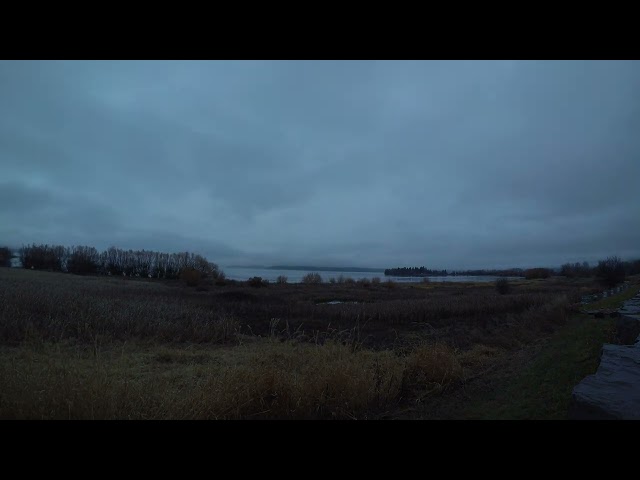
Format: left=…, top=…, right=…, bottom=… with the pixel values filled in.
left=565, top=257, right=640, bottom=287
left=2, top=243, right=639, bottom=288
left=5, top=243, right=223, bottom=279
left=384, top=266, right=525, bottom=277
left=384, top=266, right=449, bottom=276
left=385, top=257, right=640, bottom=286
left=559, top=260, right=640, bottom=279
left=450, top=268, right=526, bottom=277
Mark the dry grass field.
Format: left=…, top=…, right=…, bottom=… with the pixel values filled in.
left=0, top=268, right=630, bottom=419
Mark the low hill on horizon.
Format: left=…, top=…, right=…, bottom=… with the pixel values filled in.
left=227, top=265, right=385, bottom=273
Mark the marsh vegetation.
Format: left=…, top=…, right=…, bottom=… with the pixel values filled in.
left=2, top=266, right=634, bottom=419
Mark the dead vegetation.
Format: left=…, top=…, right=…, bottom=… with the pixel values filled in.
left=0, top=268, right=604, bottom=419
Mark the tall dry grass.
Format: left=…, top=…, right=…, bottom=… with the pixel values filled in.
left=0, top=269, right=239, bottom=344
left=0, top=268, right=581, bottom=419
left=0, top=338, right=471, bottom=419
left=0, top=268, right=579, bottom=349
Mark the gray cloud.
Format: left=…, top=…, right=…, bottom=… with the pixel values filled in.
left=1, top=60, right=639, bottom=269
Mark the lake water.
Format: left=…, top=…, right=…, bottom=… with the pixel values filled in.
left=222, top=267, right=522, bottom=284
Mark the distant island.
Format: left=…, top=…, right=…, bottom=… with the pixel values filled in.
left=385, top=267, right=448, bottom=277
left=384, top=266, right=526, bottom=277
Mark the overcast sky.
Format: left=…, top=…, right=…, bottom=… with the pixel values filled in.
left=1, top=60, right=639, bottom=269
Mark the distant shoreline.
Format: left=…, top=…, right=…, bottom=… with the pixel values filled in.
left=227, top=265, right=385, bottom=273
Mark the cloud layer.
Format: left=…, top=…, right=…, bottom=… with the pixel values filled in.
left=1, top=60, right=639, bottom=269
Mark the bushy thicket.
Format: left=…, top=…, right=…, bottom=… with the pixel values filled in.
left=560, top=262, right=592, bottom=278
left=524, top=268, right=552, bottom=280
left=20, top=244, right=66, bottom=271
left=495, top=277, right=511, bottom=295
left=67, top=246, right=100, bottom=275
left=18, top=243, right=222, bottom=279
left=248, top=276, right=269, bottom=288
left=560, top=259, right=640, bottom=279
left=180, top=267, right=203, bottom=287
left=595, top=256, right=626, bottom=287
left=0, top=247, right=12, bottom=268
left=302, top=272, right=322, bottom=284
left=624, top=259, right=640, bottom=276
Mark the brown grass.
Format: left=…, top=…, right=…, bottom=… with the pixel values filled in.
left=403, top=343, right=463, bottom=398
left=0, top=268, right=581, bottom=349
left=0, top=268, right=596, bottom=419
left=180, top=267, right=202, bottom=287
left=0, top=339, right=459, bottom=419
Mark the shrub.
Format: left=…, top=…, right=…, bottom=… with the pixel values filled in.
left=344, top=277, right=355, bottom=285
left=371, top=277, right=381, bottom=284
left=596, top=256, right=626, bottom=287
left=215, top=271, right=227, bottom=285
left=328, top=277, right=336, bottom=284
left=193, top=256, right=220, bottom=279
left=358, top=278, right=371, bottom=287
left=0, top=247, right=11, bottom=267
left=560, top=262, right=592, bottom=278
left=496, top=278, right=511, bottom=295
left=19, top=244, right=66, bottom=271
left=385, top=279, right=397, bottom=289
left=624, top=259, right=640, bottom=276
left=248, top=276, right=268, bottom=288
left=276, top=275, right=288, bottom=284
left=403, top=343, right=463, bottom=394
left=524, top=268, right=551, bottom=280
left=302, top=272, right=322, bottom=284
left=560, top=263, right=573, bottom=278
left=180, top=267, right=202, bottom=287
left=66, top=246, right=100, bottom=275
left=421, top=277, right=430, bottom=284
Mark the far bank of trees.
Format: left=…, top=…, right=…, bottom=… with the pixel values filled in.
left=451, top=268, right=525, bottom=277
left=384, top=266, right=524, bottom=277
left=12, top=243, right=223, bottom=280
left=384, top=267, right=448, bottom=277
left=384, top=257, right=640, bottom=287
left=4, top=242, right=640, bottom=290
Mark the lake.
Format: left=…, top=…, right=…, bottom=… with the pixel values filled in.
left=222, top=267, right=523, bottom=284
